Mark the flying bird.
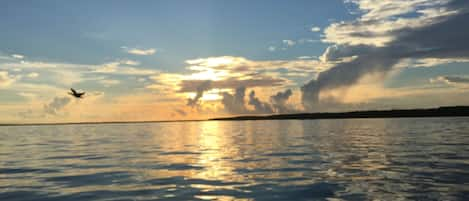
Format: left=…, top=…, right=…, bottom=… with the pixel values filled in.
left=68, top=88, right=85, bottom=98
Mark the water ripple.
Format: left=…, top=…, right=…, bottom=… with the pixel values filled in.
left=1, top=118, right=469, bottom=200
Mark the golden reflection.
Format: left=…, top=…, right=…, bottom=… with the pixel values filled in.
left=194, top=121, right=236, bottom=180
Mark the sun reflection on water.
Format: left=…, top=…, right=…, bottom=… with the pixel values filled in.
left=2, top=119, right=469, bottom=200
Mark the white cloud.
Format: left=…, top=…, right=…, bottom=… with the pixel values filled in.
left=346, top=0, right=451, bottom=21
left=11, top=54, right=24, bottom=59
left=323, top=0, right=458, bottom=47
left=297, top=56, right=316, bottom=60
left=119, top=59, right=140, bottom=66
left=122, top=47, right=157, bottom=55
left=311, top=26, right=321, bottom=32
left=282, top=40, right=296, bottom=47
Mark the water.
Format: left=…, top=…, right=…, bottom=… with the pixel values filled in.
left=1, top=118, right=469, bottom=201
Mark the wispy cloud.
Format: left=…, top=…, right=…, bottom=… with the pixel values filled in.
left=121, top=47, right=157, bottom=55
left=43, top=96, right=71, bottom=116
left=430, top=75, right=469, bottom=87
left=99, top=79, right=121, bottom=87
left=297, top=56, right=317, bottom=60
left=119, top=59, right=140, bottom=66
left=282, top=39, right=296, bottom=47
left=11, top=54, right=24, bottom=59
left=273, top=38, right=318, bottom=51
left=93, top=61, right=158, bottom=75
left=26, top=72, right=39, bottom=78
left=0, top=71, right=16, bottom=87
left=311, top=26, right=321, bottom=32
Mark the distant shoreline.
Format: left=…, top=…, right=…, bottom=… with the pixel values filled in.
left=211, top=106, right=469, bottom=121
left=1, top=106, right=469, bottom=126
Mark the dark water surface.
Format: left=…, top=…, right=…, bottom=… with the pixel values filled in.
left=1, top=118, right=469, bottom=200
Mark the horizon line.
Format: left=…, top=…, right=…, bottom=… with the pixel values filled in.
left=1, top=105, right=469, bottom=127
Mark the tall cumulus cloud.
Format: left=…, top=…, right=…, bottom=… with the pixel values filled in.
left=301, top=0, right=469, bottom=111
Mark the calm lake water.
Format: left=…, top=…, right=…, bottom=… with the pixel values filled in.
left=1, top=118, right=469, bottom=201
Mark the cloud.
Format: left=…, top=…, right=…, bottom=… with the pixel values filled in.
left=0, top=71, right=16, bottom=88
left=248, top=90, right=273, bottom=114
left=301, top=0, right=469, bottom=111
left=298, top=38, right=319, bottom=44
left=11, top=54, right=24, bottom=59
left=179, top=77, right=285, bottom=93
left=323, top=0, right=458, bottom=47
left=410, top=58, right=469, bottom=67
left=144, top=56, right=330, bottom=112
left=122, top=47, right=157, bottom=55
left=0, top=59, right=91, bottom=87
left=43, top=96, right=71, bottom=116
left=17, top=92, right=37, bottom=99
left=26, top=72, right=39, bottom=78
left=99, top=79, right=120, bottom=87
left=11, top=83, right=64, bottom=98
left=319, top=44, right=372, bottom=62
left=311, top=26, right=321, bottom=32
left=93, top=61, right=158, bottom=75
left=430, top=76, right=469, bottom=86
left=270, top=89, right=295, bottom=113
left=297, top=56, right=317, bottom=60
left=218, top=87, right=297, bottom=115
left=282, top=40, right=296, bottom=47
left=184, top=56, right=327, bottom=76
left=146, top=55, right=327, bottom=105
left=346, top=0, right=451, bottom=21
left=186, top=80, right=211, bottom=107
left=180, top=77, right=285, bottom=108
left=5, top=61, right=87, bottom=69
left=119, top=59, right=140, bottom=66
left=221, top=87, right=249, bottom=114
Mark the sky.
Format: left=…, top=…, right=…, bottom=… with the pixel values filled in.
left=1, top=0, right=469, bottom=123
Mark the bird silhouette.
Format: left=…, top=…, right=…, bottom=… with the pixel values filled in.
left=68, top=88, right=85, bottom=98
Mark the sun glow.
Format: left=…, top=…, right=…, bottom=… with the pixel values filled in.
left=186, top=56, right=236, bottom=67
left=186, top=89, right=225, bottom=102
left=186, top=69, right=228, bottom=81
left=200, top=93, right=221, bottom=101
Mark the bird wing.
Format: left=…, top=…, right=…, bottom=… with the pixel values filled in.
left=77, top=92, right=85, bottom=96
left=70, top=88, right=77, bottom=94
